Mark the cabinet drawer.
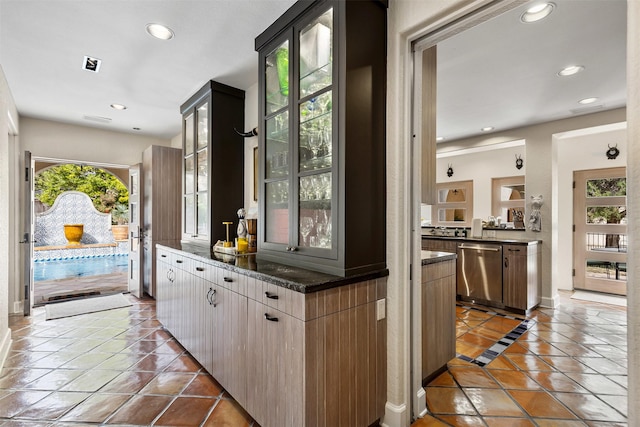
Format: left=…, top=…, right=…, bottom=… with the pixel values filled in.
left=157, top=248, right=175, bottom=265
left=259, top=281, right=305, bottom=320
left=217, top=268, right=247, bottom=296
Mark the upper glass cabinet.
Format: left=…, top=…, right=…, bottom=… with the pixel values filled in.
left=256, top=0, right=387, bottom=276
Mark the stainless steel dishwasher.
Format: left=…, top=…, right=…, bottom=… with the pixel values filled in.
left=457, top=243, right=503, bottom=304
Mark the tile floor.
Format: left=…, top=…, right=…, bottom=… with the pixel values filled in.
left=1, top=294, right=257, bottom=426
left=1, top=290, right=628, bottom=426
left=414, top=292, right=628, bottom=427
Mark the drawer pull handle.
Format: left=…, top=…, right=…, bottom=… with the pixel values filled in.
left=508, top=248, right=521, bottom=252
left=161, top=254, right=167, bottom=258
left=176, top=260, right=183, bottom=264
left=207, top=288, right=217, bottom=307
left=265, top=292, right=279, bottom=300
left=196, top=267, right=204, bottom=272
left=264, top=313, right=279, bottom=322
left=224, top=277, right=233, bottom=283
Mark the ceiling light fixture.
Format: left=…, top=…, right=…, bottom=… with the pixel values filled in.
left=578, top=97, right=598, bottom=105
left=146, top=23, right=175, bottom=40
left=481, top=126, right=494, bottom=132
left=558, top=65, right=584, bottom=77
left=520, top=2, right=555, bottom=23
left=82, top=56, right=102, bottom=73
left=110, top=103, right=127, bottom=110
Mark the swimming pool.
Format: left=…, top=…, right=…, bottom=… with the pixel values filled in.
left=33, top=255, right=129, bottom=282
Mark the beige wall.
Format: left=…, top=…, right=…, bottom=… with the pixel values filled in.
left=20, top=117, right=172, bottom=166
left=0, top=65, right=19, bottom=366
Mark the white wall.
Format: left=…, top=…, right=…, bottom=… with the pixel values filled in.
left=435, top=142, right=525, bottom=221
left=554, top=123, right=627, bottom=292
left=0, top=65, right=19, bottom=366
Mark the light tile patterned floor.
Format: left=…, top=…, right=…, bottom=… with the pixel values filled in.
left=1, top=294, right=257, bottom=426
left=414, top=292, right=628, bottom=426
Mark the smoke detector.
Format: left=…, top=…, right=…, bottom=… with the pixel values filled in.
left=82, top=56, right=102, bottom=73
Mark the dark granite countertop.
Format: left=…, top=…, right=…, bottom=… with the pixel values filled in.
left=421, top=235, right=541, bottom=245
left=157, top=241, right=388, bottom=294
left=421, top=250, right=457, bottom=265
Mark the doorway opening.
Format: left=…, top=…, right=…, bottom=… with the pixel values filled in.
left=31, top=159, right=130, bottom=306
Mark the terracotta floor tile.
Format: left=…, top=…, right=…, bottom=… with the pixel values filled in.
left=535, top=420, right=589, bottom=426
left=412, top=414, right=450, bottom=426
left=456, top=341, right=486, bottom=359
left=426, top=387, right=477, bottom=415
left=463, top=388, right=526, bottom=417
left=95, top=352, right=144, bottom=370
left=607, top=375, right=628, bottom=389
left=59, top=369, right=121, bottom=392
left=599, top=394, right=627, bottom=417
left=139, top=371, right=196, bottom=395
left=532, top=331, right=575, bottom=343
left=427, top=371, right=457, bottom=387
left=0, top=390, right=51, bottom=418
left=130, top=352, right=179, bottom=372
left=483, top=417, right=537, bottom=427
left=540, top=356, right=595, bottom=373
left=14, top=391, right=90, bottom=421
left=482, top=317, right=522, bottom=334
left=553, top=392, right=626, bottom=422
left=100, top=371, right=157, bottom=393
left=504, top=354, right=554, bottom=372
left=503, top=343, right=529, bottom=354
left=573, top=357, right=627, bottom=375
left=552, top=343, right=604, bottom=358
left=164, top=354, right=203, bottom=372
left=436, top=415, right=486, bottom=426
left=106, top=394, right=173, bottom=425
left=3, top=351, right=53, bottom=368
left=28, top=351, right=83, bottom=369
left=182, top=373, right=224, bottom=397
left=527, top=372, right=590, bottom=393
left=154, top=396, right=217, bottom=426
left=203, top=397, right=253, bottom=426
left=518, top=341, right=568, bottom=356
left=449, top=366, right=500, bottom=388
left=507, top=390, right=576, bottom=418
left=0, top=368, right=52, bottom=389
left=487, top=369, right=541, bottom=390
left=564, top=373, right=628, bottom=395
left=23, top=369, right=84, bottom=391
left=486, top=355, right=517, bottom=370
left=59, top=392, right=131, bottom=423
left=59, top=352, right=112, bottom=370
left=584, top=422, right=627, bottom=427
left=462, top=319, right=489, bottom=329
left=472, top=326, right=508, bottom=341
left=153, top=339, right=186, bottom=355
left=459, top=332, right=498, bottom=348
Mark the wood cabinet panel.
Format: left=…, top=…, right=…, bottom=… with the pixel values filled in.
left=422, top=238, right=459, bottom=254
left=421, top=260, right=456, bottom=383
left=503, top=244, right=541, bottom=312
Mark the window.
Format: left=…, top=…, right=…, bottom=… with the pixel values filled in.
left=432, top=180, right=473, bottom=226
left=492, top=176, right=525, bottom=227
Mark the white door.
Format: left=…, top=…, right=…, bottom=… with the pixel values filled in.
left=22, top=151, right=35, bottom=315
left=573, top=167, right=627, bottom=295
left=128, top=164, right=144, bottom=297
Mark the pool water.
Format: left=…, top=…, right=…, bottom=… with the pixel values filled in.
left=34, top=255, right=129, bottom=282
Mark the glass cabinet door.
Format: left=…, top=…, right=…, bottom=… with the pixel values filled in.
left=183, top=100, right=209, bottom=240
left=297, top=8, right=334, bottom=250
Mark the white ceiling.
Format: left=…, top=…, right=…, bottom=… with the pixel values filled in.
left=0, top=0, right=627, bottom=142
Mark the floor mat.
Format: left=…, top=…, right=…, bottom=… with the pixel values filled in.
left=45, top=293, right=132, bottom=320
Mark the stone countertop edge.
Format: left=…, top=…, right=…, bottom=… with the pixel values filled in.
left=421, top=250, right=457, bottom=265
left=157, top=242, right=389, bottom=294
left=421, top=235, right=541, bottom=245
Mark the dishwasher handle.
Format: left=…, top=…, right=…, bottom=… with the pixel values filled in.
left=458, top=243, right=501, bottom=252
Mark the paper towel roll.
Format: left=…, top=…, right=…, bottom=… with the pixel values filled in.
left=471, top=218, right=483, bottom=238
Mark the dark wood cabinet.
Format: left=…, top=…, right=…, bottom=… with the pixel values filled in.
left=255, top=0, right=387, bottom=276
left=180, top=81, right=245, bottom=247
left=503, top=243, right=541, bottom=312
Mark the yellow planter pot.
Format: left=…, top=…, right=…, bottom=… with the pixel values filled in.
left=63, top=224, right=84, bottom=245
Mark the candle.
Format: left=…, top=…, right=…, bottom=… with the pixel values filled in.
left=237, top=238, right=248, bottom=254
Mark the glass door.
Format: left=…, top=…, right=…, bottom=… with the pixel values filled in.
left=296, top=7, right=334, bottom=253
left=573, top=167, right=627, bottom=295
left=183, top=100, right=210, bottom=242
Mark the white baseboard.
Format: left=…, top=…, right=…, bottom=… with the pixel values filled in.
left=0, top=328, right=12, bottom=370
left=414, top=387, right=427, bottom=419
left=381, top=401, right=409, bottom=427
left=540, top=293, right=560, bottom=308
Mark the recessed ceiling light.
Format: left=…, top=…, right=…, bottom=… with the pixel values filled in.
left=110, top=103, right=127, bottom=110
left=481, top=126, right=494, bottom=132
left=579, top=97, right=598, bottom=105
left=146, top=23, right=175, bottom=40
left=558, top=65, right=585, bottom=77
left=520, top=2, right=555, bottom=23
left=436, top=136, right=445, bottom=142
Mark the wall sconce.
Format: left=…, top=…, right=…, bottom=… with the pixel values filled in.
left=606, top=144, right=620, bottom=160
left=515, top=154, right=524, bottom=170
left=446, top=164, right=454, bottom=177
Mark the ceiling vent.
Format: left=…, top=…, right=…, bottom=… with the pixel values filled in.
left=83, top=115, right=112, bottom=124
left=82, top=56, right=102, bottom=73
